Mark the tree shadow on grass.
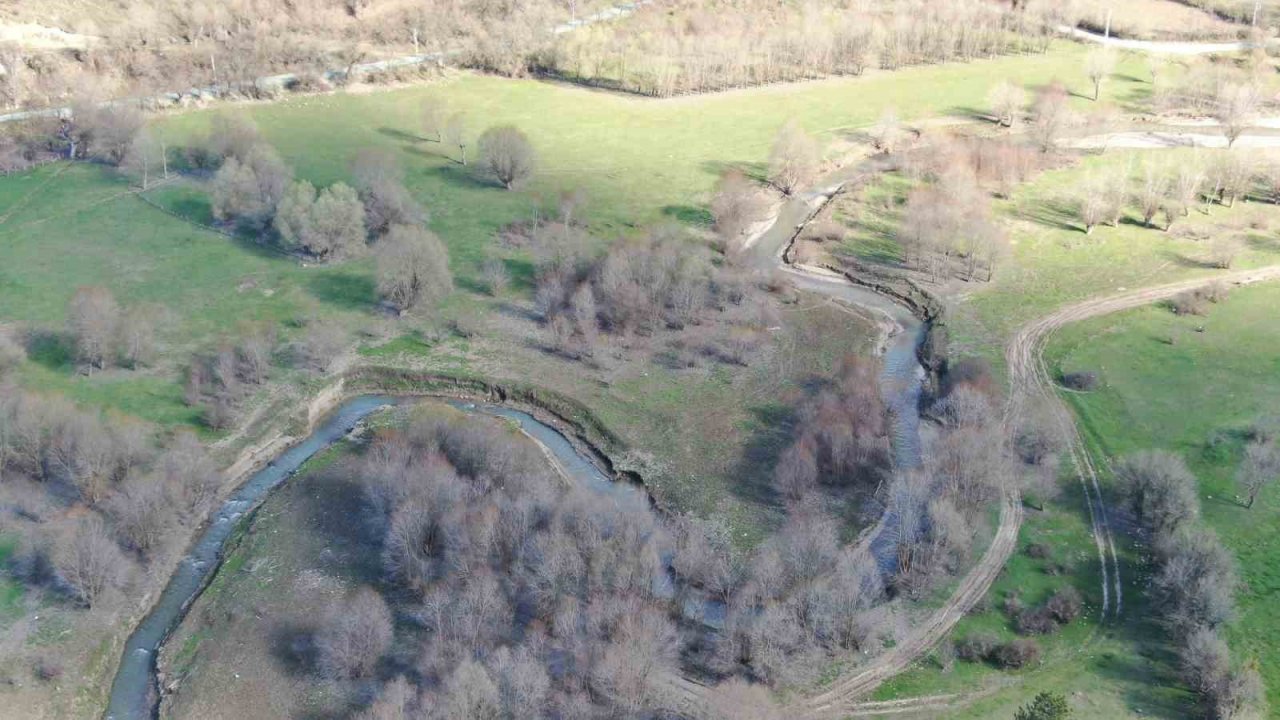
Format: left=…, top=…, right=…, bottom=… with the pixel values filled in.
left=421, top=162, right=495, bottom=191
left=269, top=620, right=318, bottom=677
left=701, top=160, right=770, bottom=184
left=1011, top=197, right=1081, bottom=234
left=307, top=272, right=377, bottom=310
left=375, top=126, right=425, bottom=145
left=1157, top=248, right=1216, bottom=270
left=725, top=399, right=801, bottom=510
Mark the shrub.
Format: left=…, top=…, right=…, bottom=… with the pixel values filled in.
left=1015, top=607, right=1059, bottom=636
left=1060, top=371, right=1098, bottom=392
left=1170, top=289, right=1209, bottom=316
left=993, top=638, right=1042, bottom=669
left=1025, top=542, right=1051, bottom=560
left=955, top=632, right=999, bottom=662
left=1046, top=587, right=1083, bottom=624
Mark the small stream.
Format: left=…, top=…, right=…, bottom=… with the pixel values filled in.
left=106, top=164, right=931, bottom=720
left=105, top=395, right=720, bottom=719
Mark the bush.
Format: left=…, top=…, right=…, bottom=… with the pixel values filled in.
left=1060, top=371, right=1098, bottom=392
left=1015, top=607, right=1059, bottom=636
left=1170, top=289, right=1210, bottom=316
left=1025, top=542, right=1051, bottom=560
left=955, top=632, right=999, bottom=662
left=1046, top=586, right=1083, bottom=624
left=993, top=638, right=1042, bottom=669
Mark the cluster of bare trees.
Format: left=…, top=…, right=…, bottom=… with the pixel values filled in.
left=541, top=0, right=1069, bottom=97
left=1074, top=153, right=1272, bottom=236
left=1115, top=450, right=1263, bottom=719
left=349, top=409, right=680, bottom=717
left=64, top=286, right=158, bottom=373
left=772, top=356, right=889, bottom=502
left=183, top=322, right=278, bottom=430
left=531, top=220, right=770, bottom=364
left=898, top=140, right=1010, bottom=282
left=0, top=0, right=581, bottom=111
left=0, top=387, right=221, bottom=609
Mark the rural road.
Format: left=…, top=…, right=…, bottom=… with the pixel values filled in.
left=1057, top=24, right=1271, bottom=55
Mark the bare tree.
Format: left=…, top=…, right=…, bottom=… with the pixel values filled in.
left=1135, top=160, right=1169, bottom=228
left=768, top=120, right=819, bottom=194
left=118, top=305, right=158, bottom=369
left=423, top=96, right=448, bottom=143
left=441, top=660, right=502, bottom=719
left=710, top=169, right=769, bottom=256
left=1084, top=48, right=1116, bottom=102
left=122, top=128, right=167, bottom=189
left=869, top=109, right=904, bottom=153
left=55, top=516, right=127, bottom=608
left=987, top=80, right=1027, bottom=128
left=481, top=258, right=510, bottom=296
left=107, top=473, right=170, bottom=556
left=68, top=286, right=121, bottom=372
left=1030, top=81, right=1071, bottom=152
left=315, top=587, right=394, bottom=679
left=1237, top=439, right=1280, bottom=508
left=478, top=126, right=536, bottom=190
left=375, top=224, right=453, bottom=312
left=351, top=148, right=427, bottom=237
left=1115, top=450, right=1200, bottom=539
left=1215, top=83, right=1258, bottom=149
left=357, top=676, right=415, bottom=720
left=445, top=113, right=469, bottom=165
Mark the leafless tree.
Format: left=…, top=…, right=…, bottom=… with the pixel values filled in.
left=375, top=224, right=453, bottom=312
left=351, top=148, right=427, bottom=236
left=987, top=80, right=1027, bottom=128
left=122, top=128, right=167, bottom=189
left=479, top=126, right=536, bottom=190
left=1115, top=450, right=1200, bottom=539
left=869, top=109, right=904, bottom=153
left=107, top=472, right=170, bottom=556
left=711, top=169, right=770, bottom=257
left=117, top=305, right=158, bottom=369
left=1030, top=81, right=1071, bottom=152
left=1215, top=83, right=1258, bottom=149
left=440, top=660, right=502, bottom=719
left=445, top=113, right=469, bottom=165
left=357, top=676, right=416, bottom=720
left=768, top=120, right=819, bottom=194
left=55, top=515, right=127, bottom=608
left=1237, top=439, right=1280, bottom=509
left=481, top=258, right=511, bottom=296
left=423, top=96, right=448, bottom=143
left=1084, top=49, right=1116, bottom=102
left=1153, top=528, right=1237, bottom=632
left=1077, top=174, right=1108, bottom=234
left=211, top=143, right=293, bottom=232
left=1135, top=160, right=1170, bottom=228
left=68, top=286, right=121, bottom=372
left=315, top=586, right=394, bottom=679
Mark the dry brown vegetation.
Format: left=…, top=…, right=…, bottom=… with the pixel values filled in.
left=540, top=0, right=1073, bottom=97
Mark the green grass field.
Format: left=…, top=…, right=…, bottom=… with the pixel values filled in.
left=1046, top=282, right=1280, bottom=712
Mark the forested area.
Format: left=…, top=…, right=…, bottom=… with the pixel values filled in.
left=539, top=0, right=1074, bottom=96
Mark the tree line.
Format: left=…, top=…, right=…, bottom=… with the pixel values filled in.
left=537, top=0, right=1075, bottom=97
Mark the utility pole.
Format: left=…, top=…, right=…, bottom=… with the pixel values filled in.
left=1254, top=0, right=1262, bottom=27
left=1104, top=8, right=1113, bottom=39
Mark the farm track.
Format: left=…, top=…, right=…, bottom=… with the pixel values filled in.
left=658, top=247, right=1280, bottom=719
